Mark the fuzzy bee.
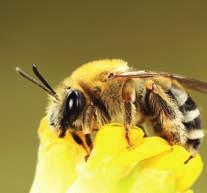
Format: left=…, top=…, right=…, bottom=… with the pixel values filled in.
left=16, top=59, right=206, bottom=156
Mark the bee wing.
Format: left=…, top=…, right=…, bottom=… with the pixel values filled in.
left=113, top=70, right=207, bottom=93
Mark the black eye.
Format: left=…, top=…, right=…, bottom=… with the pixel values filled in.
left=60, top=90, right=85, bottom=129
left=66, top=90, right=85, bottom=121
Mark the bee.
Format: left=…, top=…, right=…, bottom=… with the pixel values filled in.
left=16, top=59, right=207, bottom=156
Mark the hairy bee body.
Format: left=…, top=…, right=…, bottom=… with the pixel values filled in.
left=47, top=59, right=204, bottom=154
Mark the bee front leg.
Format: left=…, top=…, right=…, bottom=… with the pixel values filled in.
left=122, top=79, right=136, bottom=147
left=71, top=131, right=91, bottom=161
left=82, top=105, right=98, bottom=160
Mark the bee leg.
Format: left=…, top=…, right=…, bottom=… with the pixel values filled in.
left=81, top=132, right=93, bottom=161
left=122, top=79, right=136, bottom=147
left=144, top=80, right=185, bottom=146
left=184, top=155, right=194, bottom=164
left=82, top=105, right=98, bottom=159
left=123, top=102, right=132, bottom=146
left=83, top=134, right=93, bottom=161
left=58, top=128, right=67, bottom=138
left=84, top=133, right=93, bottom=150
left=71, top=131, right=91, bottom=160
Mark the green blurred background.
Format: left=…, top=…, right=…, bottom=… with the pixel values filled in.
left=1, top=0, right=207, bottom=192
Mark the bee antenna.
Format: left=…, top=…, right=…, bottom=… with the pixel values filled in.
left=32, top=64, right=58, bottom=97
left=16, top=65, right=59, bottom=100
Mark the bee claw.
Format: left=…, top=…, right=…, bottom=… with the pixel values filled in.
left=58, top=129, right=66, bottom=138
left=184, top=155, right=194, bottom=164
left=126, top=135, right=133, bottom=148
left=84, top=154, right=90, bottom=162
left=125, top=124, right=133, bottom=148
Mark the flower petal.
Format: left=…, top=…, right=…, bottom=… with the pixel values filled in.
left=139, top=145, right=203, bottom=192
left=30, top=117, right=86, bottom=193
left=30, top=118, right=203, bottom=193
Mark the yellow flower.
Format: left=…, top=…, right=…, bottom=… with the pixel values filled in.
left=30, top=117, right=203, bottom=193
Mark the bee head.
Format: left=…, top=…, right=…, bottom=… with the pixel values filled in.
left=16, top=65, right=86, bottom=137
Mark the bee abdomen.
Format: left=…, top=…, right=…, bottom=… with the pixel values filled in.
left=170, top=87, right=204, bottom=149
left=179, top=96, right=201, bottom=129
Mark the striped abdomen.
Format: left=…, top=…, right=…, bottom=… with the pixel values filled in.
left=170, top=87, right=204, bottom=150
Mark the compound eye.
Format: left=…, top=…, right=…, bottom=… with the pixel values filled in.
left=66, top=90, right=85, bottom=123
left=60, top=90, right=85, bottom=129
left=67, top=90, right=84, bottom=118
